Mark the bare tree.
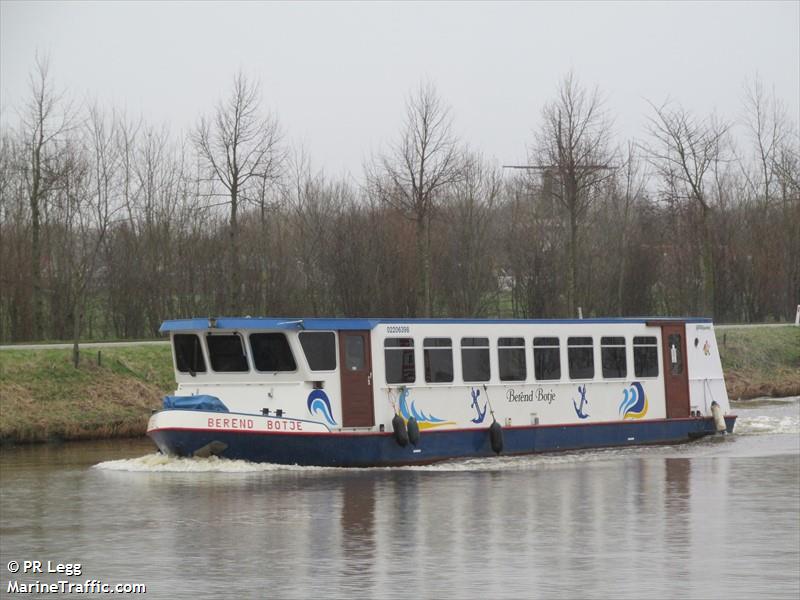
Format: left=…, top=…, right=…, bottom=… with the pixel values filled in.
left=614, top=142, right=649, bottom=314
left=368, top=82, right=463, bottom=317
left=645, top=100, right=729, bottom=316
left=741, top=75, right=788, bottom=207
left=20, top=55, right=73, bottom=339
left=67, top=104, right=118, bottom=367
left=438, top=151, right=502, bottom=316
left=195, top=71, right=283, bottom=313
left=533, top=72, right=614, bottom=316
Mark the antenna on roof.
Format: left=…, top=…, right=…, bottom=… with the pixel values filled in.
left=279, top=319, right=305, bottom=330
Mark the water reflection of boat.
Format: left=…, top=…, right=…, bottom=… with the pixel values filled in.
left=147, top=317, right=736, bottom=466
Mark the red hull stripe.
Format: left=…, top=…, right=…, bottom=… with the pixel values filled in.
left=149, top=414, right=737, bottom=438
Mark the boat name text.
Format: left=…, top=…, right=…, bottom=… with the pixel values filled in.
left=506, top=388, right=557, bottom=404
left=265, top=419, right=304, bottom=431
left=207, top=417, right=255, bottom=430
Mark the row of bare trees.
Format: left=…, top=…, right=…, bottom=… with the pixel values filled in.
left=1, top=58, right=798, bottom=345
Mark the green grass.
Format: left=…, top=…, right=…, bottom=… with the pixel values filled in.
left=717, top=326, right=800, bottom=399
left=0, top=345, right=174, bottom=443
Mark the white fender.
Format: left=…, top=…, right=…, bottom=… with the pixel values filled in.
left=711, top=401, right=727, bottom=433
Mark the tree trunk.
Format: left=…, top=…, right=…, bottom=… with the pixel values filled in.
left=30, top=146, right=43, bottom=340
left=415, top=216, right=432, bottom=317
left=568, top=209, right=578, bottom=317
left=229, top=185, right=239, bottom=314
left=72, top=305, right=81, bottom=369
left=700, top=204, right=715, bottom=317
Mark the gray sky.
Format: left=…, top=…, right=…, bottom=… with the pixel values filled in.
left=2, top=1, right=798, bottom=177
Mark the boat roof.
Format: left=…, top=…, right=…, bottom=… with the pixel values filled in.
left=159, top=316, right=713, bottom=333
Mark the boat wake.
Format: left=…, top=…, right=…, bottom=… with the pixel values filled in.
left=732, top=396, right=799, bottom=436
left=93, top=453, right=295, bottom=473
left=94, top=398, right=798, bottom=473
left=733, top=414, right=799, bottom=435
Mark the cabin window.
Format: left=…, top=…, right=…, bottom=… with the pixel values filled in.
left=174, top=334, right=206, bottom=373
left=567, top=337, right=594, bottom=379
left=299, top=331, right=336, bottom=371
left=601, top=336, right=627, bottom=379
left=385, top=338, right=415, bottom=384
left=633, top=336, right=659, bottom=377
left=249, top=333, right=297, bottom=372
left=533, top=337, right=560, bottom=381
left=668, top=333, right=683, bottom=375
left=424, top=338, right=454, bottom=383
left=498, top=337, right=526, bottom=381
left=206, top=333, right=249, bottom=372
left=461, top=337, right=490, bottom=382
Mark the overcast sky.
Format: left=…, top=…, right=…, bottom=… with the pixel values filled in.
left=2, top=1, right=798, bottom=177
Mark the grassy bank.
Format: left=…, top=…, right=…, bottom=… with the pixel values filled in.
left=717, top=325, right=800, bottom=400
left=0, top=326, right=797, bottom=444
left=0, top=345, right=173, bottom=444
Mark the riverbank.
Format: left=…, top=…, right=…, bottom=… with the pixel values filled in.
left=717, top=325, right=800, bottom=400
left=0, top=345, right=173, bottom=444
left=1, top=326, right=798, bottom=444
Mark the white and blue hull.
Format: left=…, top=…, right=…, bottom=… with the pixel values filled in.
left=147, top=316, right=736, bottom=467
left=148, top=409, right=736, bottom=467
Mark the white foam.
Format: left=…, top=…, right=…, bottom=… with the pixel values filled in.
left=94, top=453, right=293, bottom=473
left=734, top=415, right=799, bottom=436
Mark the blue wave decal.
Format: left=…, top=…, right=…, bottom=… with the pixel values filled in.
left=398, top=388, right=446, bottom=424
left=307, top=390, right=337, bottom=426
left=618, top=382, right=648, bottom=419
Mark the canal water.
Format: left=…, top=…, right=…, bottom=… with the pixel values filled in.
left=1, top=398, right=798, bottom=599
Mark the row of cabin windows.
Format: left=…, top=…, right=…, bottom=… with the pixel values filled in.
left=173, top=331, right=336, bottom=374
left=173, top=331, right=661, bottom=382
left=384, top=336, right=660, bottom=384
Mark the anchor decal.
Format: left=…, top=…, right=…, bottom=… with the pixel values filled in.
left=572, top=384, right=589, bottom=419
left=470, top=388, right=487, bottom=424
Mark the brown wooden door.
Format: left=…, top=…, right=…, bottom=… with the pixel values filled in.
left=660, top=323, right=690, bottom=418
left=339, top=331, right=375, bottom=427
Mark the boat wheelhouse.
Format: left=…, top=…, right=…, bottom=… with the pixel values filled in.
left=147, top=317, right=736, bottom=466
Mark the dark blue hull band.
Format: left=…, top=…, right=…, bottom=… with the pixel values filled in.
left=148, top=416, right=737, bottom=467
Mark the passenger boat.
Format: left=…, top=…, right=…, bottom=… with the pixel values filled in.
left=147, top=317, right=736, bottom=467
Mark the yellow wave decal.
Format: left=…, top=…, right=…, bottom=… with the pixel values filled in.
left=623, top=396, right=648, bottom=419
left=417, top=420, right=457, bottom=430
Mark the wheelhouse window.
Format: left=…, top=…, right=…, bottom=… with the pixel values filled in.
left=424, top=338, right=453, bottom=383
left=498, top=337, right=526, bottom=381
left=461, top=337, right=490, bottom=382
left=568, top=337, right=594, bottom=379
left=634, top=336, right=659, bottom=377
left=174, top=334, right=206, bottom=373
left=601, top=336, right=627, bottom=379
left=533, top=337, right=560, bottom=381
left=249, top=333, right=297, bottom=372
left=206, top=333, right=249, bottom=372
left=299, top=331, right=336, bottom=371
left=385, top=338, right=415, bottom=384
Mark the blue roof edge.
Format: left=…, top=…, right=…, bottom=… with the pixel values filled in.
left=159, top=316, right=714, bottom=333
